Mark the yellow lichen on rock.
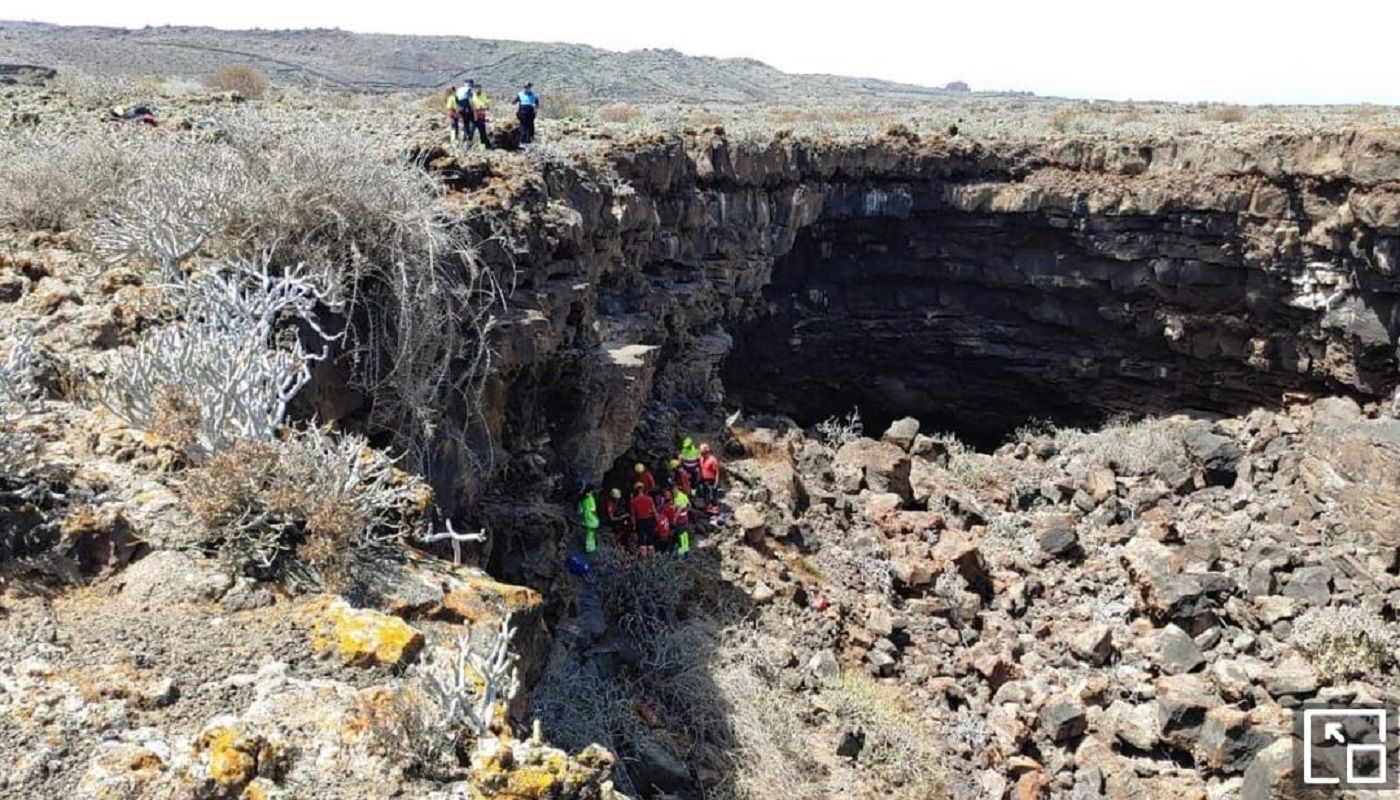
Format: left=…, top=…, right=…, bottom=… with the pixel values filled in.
left=198, top=726, right=257, bottom=786
left=467, top=740, right=617, bottom=800
left=311, top=597, right=425, bottom=667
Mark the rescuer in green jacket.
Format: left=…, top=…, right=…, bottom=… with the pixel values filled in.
left=577, top=480, right=600, bottom=554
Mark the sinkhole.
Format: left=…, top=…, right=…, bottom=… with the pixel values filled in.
left=722, top=208, right=1363, bottom=448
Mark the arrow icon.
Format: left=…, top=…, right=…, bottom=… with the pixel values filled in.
left=1324, top=722, right=1347, bottom=745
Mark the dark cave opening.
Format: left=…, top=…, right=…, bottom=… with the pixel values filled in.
left=722, top=208, right=1347, bottom=449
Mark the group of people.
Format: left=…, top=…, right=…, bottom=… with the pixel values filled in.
left=576, top=437, right=723, bottom=558
left=443, top=80, right=541, bottom=149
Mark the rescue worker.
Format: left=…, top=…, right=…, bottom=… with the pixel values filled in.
left=679, top=437, right=702, bottom=487
left=655, top=490, right=675, bottom=552
left=443, top=87, right=463, bottom=144
left=577, top=480, right=600, bottom=554
left=456, top=81, right=476, bottom=145
left=699, top=443, right=722, bottom=514
left=633, top=462, right=656, bottom=493
left=605, top=487, right=632, bottom=548
left=670, top=458, right=692, bottom=495
left=469, top=84, right=491, bottom=149
left=672, top=486, right=693, bottom=555
left=512, top=81, right=540, bottom=145
left=630, top=483, right=657, bottom=557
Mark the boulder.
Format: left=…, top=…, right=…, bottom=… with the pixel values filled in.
left=630, top=728, right=691, bottom=793
left=1105, top=700, right=1159, bottom=751
left=1036, top=517, right=1080, bottom=559
left=1197, top=706, right=1288, bottom=775
left=1122, top=538, right=1212, bottom=632
left=1241, top=738, right=1304, bottom=800
left=1281, top=566, right=1332, bottom=603
left=1038, top=696, right=1087, bottom=744
left=1181, top=422, right=1243, bottom=486
left=833, top=438, right=913, bottom=501
left=1070, top=623, right=1115, bottom=666
left=1155, top=674, right=1220, bottom=749
left=1143, top=624, right=1206, bottom=675
left=881, top=417, right=921, bottom=451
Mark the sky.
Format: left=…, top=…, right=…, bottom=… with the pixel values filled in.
left=6, top=0, right=1400, bottom=105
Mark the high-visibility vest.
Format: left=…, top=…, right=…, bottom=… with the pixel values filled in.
left=578, top=494, right=599, bottom=529
left=680, top=440, right=701, bottom=463
left=473, top=94, right=489, bottom=120
left=673, top=491, right=691, bottom=525
left=517, top=91, right=538, bottom=108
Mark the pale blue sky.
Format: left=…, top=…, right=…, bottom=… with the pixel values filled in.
left=6, top=0, right=1398, bottom=104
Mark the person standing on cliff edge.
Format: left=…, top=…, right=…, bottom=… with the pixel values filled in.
left=513, top=82, right=540, bottom=145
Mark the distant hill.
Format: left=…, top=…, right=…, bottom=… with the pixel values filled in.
left=0, top=21, right=954, bottom=102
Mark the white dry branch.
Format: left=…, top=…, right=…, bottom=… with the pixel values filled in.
left=420, top=518, right=487, bottom=564
left=0, top=324, right=41, bottom=481
left=421, top=617, right=521, bottom=747
left=98, top=260, right=339, bottom=460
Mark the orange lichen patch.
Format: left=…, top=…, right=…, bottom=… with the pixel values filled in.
left=345, top=686, right=401, bottom=741
left=461, top=573, right=543, bottom=613
left=436, top=573, right=540, bottom=624
left=467, top=746, right=594, bottom=800
left=311, top=597, right=425, bottom=667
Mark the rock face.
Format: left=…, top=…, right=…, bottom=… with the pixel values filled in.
left=419, top=129, right=1400, bottom=532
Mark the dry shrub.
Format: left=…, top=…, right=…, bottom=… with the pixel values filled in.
left=768, top=107, right=822, bottom=126
left=596, top=102, right=642, bottom=124
left=183, top=426, right=431, bottom=588
left=16, top=114, right=516, bottom=476
left=1293, top=606, right=1395, bottom=683
left=1114, top=105, right=1148, bottom=125
left=690, top=110, right=725, bottom=127
left=1059, top=414, right=1187, bottom=477
left=1049, top=105, right=1081, bottom=133
left=0, top=130, right=130, bottom=231
left=543, top=91, right=585, bottom=120
left=207, top=64, right=270, bottom=98
left=1202, top=104, right=1249, bottom=124
left=822, top=671, right=944, bottom=797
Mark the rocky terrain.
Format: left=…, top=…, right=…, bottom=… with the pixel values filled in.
left=0, top=20, right=958, bottom=100
left=2, top=76, right=1400, bottom=799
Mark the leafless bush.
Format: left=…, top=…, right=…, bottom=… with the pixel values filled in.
left=543, top=91, right=585, bottom=120
left=596, top=103, right=642, bottom=124
left=98, top=261, right=337, bottom=461
left=1201, top=104, right=1250, bottom=124
left=930, top=431, right=992, bottom=489
left=207, top=65, right=270, bottom=98
left=1293, top=606, right=1395, bottom=683
left=1059, top=414, right=1186, bottom=477
left=0, top=324, right=41, bottom=480
left=5, top=115, right=512, bottom=480
left=182, top=425, right=431, bottom=586
left=210, top=118, right=514, bottom=478
left=814, top=407, right=863, bottom=450
left=0, top=130, right=129, bottom=232
left=93, top=146, right=252, bottom=281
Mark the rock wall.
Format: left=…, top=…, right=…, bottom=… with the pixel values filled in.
left=437, top=129, right=1400, bottom=516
